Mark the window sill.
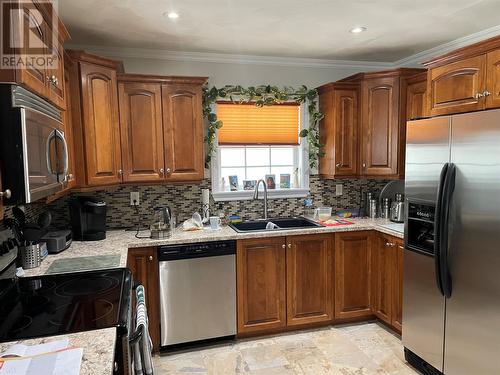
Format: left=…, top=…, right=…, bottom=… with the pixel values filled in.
left=212, top=188, right=310, bottom=202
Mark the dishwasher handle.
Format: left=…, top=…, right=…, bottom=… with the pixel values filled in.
left=158, top=240, right=236, bottom=261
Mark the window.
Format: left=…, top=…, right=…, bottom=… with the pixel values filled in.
left=212, top=103, right=310, bottom=201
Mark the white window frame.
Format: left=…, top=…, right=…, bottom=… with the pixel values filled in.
left=211, top=103, right=310, bottom=202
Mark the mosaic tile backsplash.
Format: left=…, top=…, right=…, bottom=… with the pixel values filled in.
left=1, top=176, right=389, bottom=230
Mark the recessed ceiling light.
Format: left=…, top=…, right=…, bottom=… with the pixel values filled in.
left=167, top=12, right=179, bottom=19
left=349, top=26, right=366, bottom=34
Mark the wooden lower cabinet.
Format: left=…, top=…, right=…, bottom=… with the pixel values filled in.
left=237, top=237, right=287, bottom=334
left=372, top=234, right=396, bottom=324
left=371, top=233, right=404, bottom=332
left=286, top=234, right=334, bottom=326
left=392, top=238, right=404, bottom=332
left=237, top=231, right=404, bottom=337
left=334, top=231, right=373, bottom=319
left=127, top=247, right=160, bottom=351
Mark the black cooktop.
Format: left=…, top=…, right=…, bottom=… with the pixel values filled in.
left=0, top=268, right=132, bottom=343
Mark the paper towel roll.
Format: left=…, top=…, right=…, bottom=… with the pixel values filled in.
left=201, top=189, right=210, bottom=222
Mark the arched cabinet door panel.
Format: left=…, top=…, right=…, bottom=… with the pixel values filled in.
left=162, top=84, right=204, bottom=182
left=119, top=82, right=164, bottom=182
left=80, top=62, right=122, bottom=186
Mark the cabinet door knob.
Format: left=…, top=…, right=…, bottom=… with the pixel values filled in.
left=166, top=168, right=171, bottom=174
left=0, top=189, right=11, bottom=199
left=149, top=255, right=153, bottom=261
left=483, top=90, right=491, bottom=97
left=398, top=245, right=404, bottom=250
left=475, top=92, right=484, bottom=99
left=282, top=244, right=286, bottom=249
left=288, top=243, right=292, bottom=249
left=336, top=163, right=341, bottom=168
left=118, top=169, right=123, bottom=176
left=362, top=163, right=366, bottom=168
left=159, top=168, right=164, bottom=175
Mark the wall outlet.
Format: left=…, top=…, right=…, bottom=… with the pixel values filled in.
left=335, top=184, right=343, bottom=196
left=130, top=191, right=140, bottom=206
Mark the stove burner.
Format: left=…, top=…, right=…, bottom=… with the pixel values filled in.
left=11, top=315, right=32, bottom=333
left=48, top=299, right=115, bottom=326
left=55, top=276, right=120, bottom=297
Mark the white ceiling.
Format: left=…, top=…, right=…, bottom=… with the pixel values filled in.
left=59, top=0, right=500, bottom=62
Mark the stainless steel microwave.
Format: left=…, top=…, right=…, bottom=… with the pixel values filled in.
left=0, top=85, right=68, bottom=203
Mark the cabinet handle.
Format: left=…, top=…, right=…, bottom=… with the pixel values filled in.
left=362, top=163, right=366, bottom=169
left=118, top=169, right=123, bottom=176
left=398, top=245, right=404, bottom=250
left=475, top=92, right=484, bottom=99
left=159, top=168, right=164, bottom=175
left=148, top=255, right=153, bottom=261
left=0, top=189, right=11, bottom=199
left=282, top=244, right=286, bottom=249
left=68, top=173, right=74, bottom=180
left=166, top=168, right=171, bottom=174
left=483, top=90, right=491, bottom=97
left=336, top=163, right=341, bottom=168
left=288, top=243, right=292, bottom=249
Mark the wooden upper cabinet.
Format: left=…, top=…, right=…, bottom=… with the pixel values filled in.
left=79, top=62, right=122, bottom=186
left=405, top=72, right=427, bottom=120
left=162, top=82, right=205, bottom=181
left=118, top=81, right=165, bottom=182
left=372, top=234, right=395, bottom=325
left=486, top=49, right=500, bottom=109
left=127, top=247, right=160, bottom=352
left=427, top=55, right=486, bottom=116
left=286, top=234, right=334, bottom=326
left=0, top=1, right=70, bottom=109
left=61, top=52, right=76, bottom=190
left=17, top=6, right=48, bottom=96
left=361, top=77, right=400, bottom=177
left=45, top=29, right=66, bottom=110
left=237, top=237, right=287, bottom=334
left=318, top=83, right=359, bottom=178
left=334, top=231, right=372, bottom=320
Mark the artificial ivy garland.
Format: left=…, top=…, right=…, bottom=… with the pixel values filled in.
left=202, top=85, right=324, bottom=169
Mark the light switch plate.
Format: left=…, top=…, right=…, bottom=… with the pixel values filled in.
left=335, top=184, right=343, bottom=196
left=130, top=191, right=140, bottom=206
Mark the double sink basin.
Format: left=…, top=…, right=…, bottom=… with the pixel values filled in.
left=229, top=217, right=323, bottom=233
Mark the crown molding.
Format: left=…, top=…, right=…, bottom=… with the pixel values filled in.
left=66, top=25, right=500, bottom=70
left=394, top=24, right=500, bottom=67
left=64, top=43, right=394, bottom=70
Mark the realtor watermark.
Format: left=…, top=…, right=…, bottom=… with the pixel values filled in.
left=1, top=0, right=59, bottom=70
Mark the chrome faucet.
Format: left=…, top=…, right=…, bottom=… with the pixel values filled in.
left=253, top=179, right=268, bottom=220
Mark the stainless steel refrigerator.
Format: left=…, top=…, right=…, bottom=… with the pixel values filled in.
left=403, top=109, right=500, bottom=375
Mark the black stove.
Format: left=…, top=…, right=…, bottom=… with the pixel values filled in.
left=0, top=268, right=132, bottom=343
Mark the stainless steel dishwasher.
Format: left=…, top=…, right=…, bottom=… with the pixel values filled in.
left=158, top=240, right=236, bottom=347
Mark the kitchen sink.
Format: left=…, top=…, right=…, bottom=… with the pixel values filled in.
left=229, top=217, right=323, bottom=233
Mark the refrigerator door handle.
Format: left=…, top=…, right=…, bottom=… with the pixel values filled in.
left=440, top=163, right=456, bottom=298
left=434, top=163, right=449, bottom=296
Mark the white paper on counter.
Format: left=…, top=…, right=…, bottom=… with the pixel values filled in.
left=0, top=339, right=69, bottom=358
left=0, top=347, right=82, bottom=375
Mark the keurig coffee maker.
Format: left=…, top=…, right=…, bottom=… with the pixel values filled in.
left=69, top=197, right=107, bottom=241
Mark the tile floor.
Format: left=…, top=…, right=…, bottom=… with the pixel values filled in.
left=153, top=322, right=419, bottom=374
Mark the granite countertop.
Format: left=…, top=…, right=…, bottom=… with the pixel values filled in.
left=24, top=217, right=403, bottom=278
left=0, top=328, right=116, bottom=375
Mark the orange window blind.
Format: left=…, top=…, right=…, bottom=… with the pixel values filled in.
left=217, top=103, right=300, bottom=145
